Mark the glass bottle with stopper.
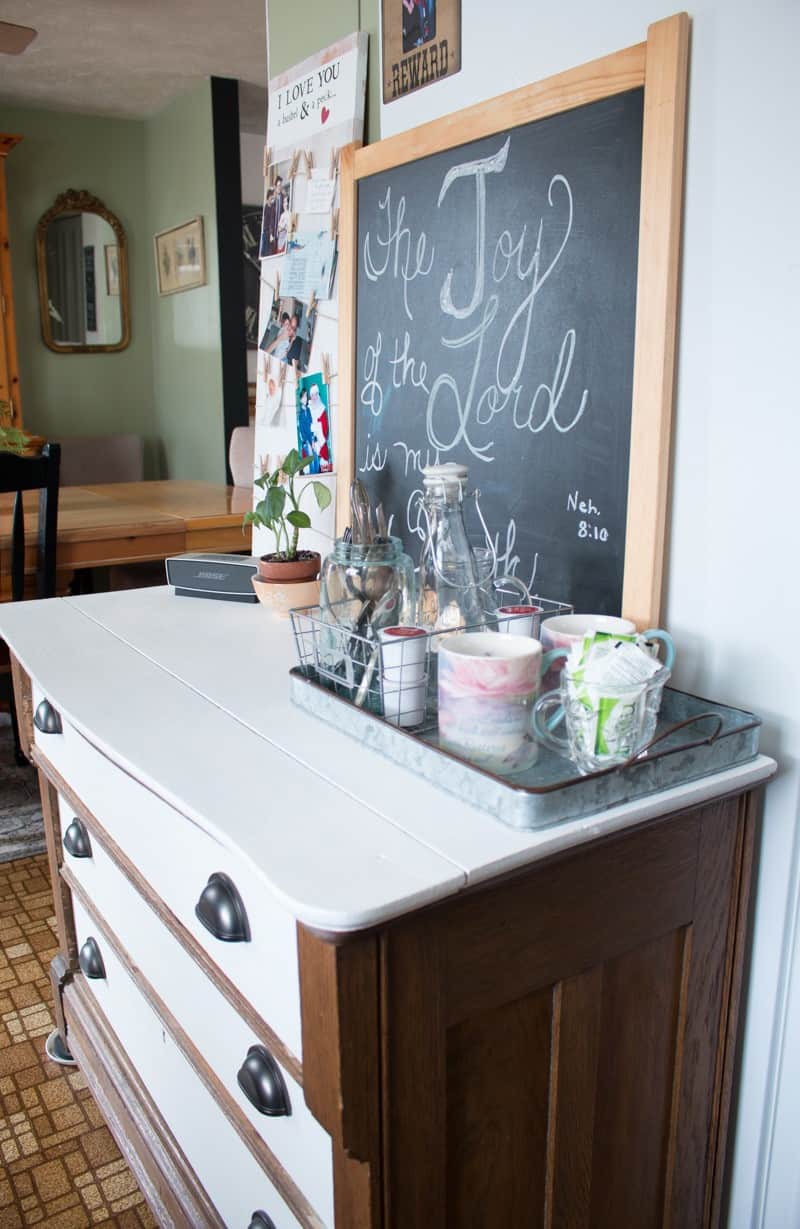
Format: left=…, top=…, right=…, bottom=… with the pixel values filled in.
left=415, top=463, right=530, bottom=634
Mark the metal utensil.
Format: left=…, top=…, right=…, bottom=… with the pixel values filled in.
left=350, top=480, right=373, bottom=545
left=375, top=501, right=388, bottom=540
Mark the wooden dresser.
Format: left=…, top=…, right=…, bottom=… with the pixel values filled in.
left=1, top=589, right=775, bottom=1228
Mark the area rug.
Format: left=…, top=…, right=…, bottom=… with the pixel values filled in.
left=0, top=714, right=46, bottom=864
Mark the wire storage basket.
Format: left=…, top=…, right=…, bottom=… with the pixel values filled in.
left=289, top=597, right=574, bottom=730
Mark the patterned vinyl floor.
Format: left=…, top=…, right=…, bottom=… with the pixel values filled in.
left=0, top=854, right=156, bottom=1228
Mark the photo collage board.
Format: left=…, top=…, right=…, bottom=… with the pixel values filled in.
left=252, top=32, right=369, bottom=557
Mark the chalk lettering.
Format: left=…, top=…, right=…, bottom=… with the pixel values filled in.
left=361, top=333, right=384, bottom=418
left=390, top=332, right=429, bottom=392
left=513, top=328, right=588, bottom=434
left=363, top=187, right=434, bottom=321
left=438, top=137, right=510, bottom=320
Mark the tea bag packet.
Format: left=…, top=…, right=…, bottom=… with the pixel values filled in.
left=566, top=633, right=664, bottom=759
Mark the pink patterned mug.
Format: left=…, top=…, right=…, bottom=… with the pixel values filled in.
left=437, top=632, right=566, bottom=774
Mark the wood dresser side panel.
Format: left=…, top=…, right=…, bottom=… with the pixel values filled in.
left=9, top=650, right=33, bottom=756
left=298, top=926, right=382, bottom=1229
left=379, top=796, right=757, bottom=1228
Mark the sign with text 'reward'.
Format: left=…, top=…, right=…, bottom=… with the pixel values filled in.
left=267, top=32, right=368, bottom=159
left=382, top=0, right=461, bottom=103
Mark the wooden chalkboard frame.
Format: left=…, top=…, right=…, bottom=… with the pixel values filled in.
left=337, top=13, right=689, bottom=628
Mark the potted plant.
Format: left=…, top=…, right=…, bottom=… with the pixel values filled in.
left=243, top=449, right=332, bottom=610
left=0, top=401, right=41, bottom=455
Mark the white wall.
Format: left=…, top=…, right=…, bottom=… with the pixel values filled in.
left=382, top=2, right=800, bottom=1225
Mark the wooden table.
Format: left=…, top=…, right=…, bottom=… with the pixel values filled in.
left=0, top=480, right=252, bottom=597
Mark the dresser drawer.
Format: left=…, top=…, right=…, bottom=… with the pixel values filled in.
left=63, top=817, right=334, bottom=1228
left=71, top=895, right=310, bottom=1229
left=34, top=685, right=303, bottom=1063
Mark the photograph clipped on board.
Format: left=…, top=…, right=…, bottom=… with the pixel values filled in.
left=296, top=373, right=333, bottom=474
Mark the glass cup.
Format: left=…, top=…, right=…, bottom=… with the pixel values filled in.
left=533, top=665, right=671, bottom=774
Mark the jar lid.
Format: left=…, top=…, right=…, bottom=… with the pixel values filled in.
left=422, top=462, right=468, bottom=487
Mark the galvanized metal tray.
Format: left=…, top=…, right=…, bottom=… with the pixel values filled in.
left=289, top=667, right=761, bottom=830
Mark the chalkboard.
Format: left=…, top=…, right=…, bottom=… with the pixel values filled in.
left=354, top=90, right=642, bottom=614
left=338, top=16, right=689, bottom=628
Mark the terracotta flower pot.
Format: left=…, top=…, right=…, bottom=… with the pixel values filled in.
left=257, top=551, right=320, bottom=583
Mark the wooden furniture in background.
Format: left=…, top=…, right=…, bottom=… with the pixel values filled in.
left=0, top=479, right=252, bottom=597
left=0, top=133, right=23, bottom=426
left=0, top=587, right=775, bottom=1227
left=0, top=442, right=60, bottom=760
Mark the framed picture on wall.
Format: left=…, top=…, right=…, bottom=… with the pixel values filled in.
left=382, top=0, right=461, bottom=103
left=154, top=215, right=206, bottom=296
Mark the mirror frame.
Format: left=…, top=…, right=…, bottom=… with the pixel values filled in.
left=35, top=188, right=131, bottom=354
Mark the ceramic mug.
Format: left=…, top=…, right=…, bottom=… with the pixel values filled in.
left=540, top=614, right=675, bottom=689
left=437, top=632, right=567, bottom=773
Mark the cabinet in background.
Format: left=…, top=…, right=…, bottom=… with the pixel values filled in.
left=0, top=134, right=23, bottom=426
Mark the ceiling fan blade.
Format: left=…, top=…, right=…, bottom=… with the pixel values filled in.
left=0, top=22, right=37, bottom=55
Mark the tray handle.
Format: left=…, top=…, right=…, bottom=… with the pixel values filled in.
left=631, top=711, right=724, bottom=764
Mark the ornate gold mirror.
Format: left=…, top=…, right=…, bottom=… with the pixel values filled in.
left=36, top=189, right=130, bottom=353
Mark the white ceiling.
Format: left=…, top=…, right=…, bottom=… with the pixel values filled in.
left=0, top=0, right=268, bottom=133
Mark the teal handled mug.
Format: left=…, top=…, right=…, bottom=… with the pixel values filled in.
left=437, top=632, right=568, bottom=774
left=539, top=614, right=675, bottom=690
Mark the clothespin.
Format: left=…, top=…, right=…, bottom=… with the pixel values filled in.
left=288, top=150, right=301, bottom=179
left=308, top=289, right=318, bottom=317
left=278, top=362, right=288, bottom=388
left=305, top=148, right=314, bottom=175
left=321, top=352, right=332, bottom=387
left=288, top=213, right=298, bottom=242
left=273, top=271, right=281, bottom=300
left=330, top=208, right=339, bottom=241
left=329, top=147, right=340, bottom=181
left=263, top=146, right=272, bottom=178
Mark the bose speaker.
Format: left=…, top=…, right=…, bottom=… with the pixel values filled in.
left=165, top=553, right=259, bottom=603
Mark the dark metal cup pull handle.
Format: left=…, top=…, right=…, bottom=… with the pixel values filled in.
left=63, top=818, right=92, bottom=859
left=34, top=699, right=62, bottom=734
left=248, top=1214, right=277, bottom=1229
left=195, top=872, right=251, bottom=942
left=237, top=1045, right=291, bottom=1117
left=78, top=937, right=106, bottom=980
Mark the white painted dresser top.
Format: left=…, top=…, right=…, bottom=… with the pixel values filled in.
left=0, top=588, right=775, bottom=931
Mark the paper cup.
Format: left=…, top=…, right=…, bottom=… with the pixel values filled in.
left=496, top=604, right=543, bottom=637
left=379, top=626, right=428, bottom=727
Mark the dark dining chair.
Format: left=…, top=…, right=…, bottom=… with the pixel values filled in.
left=1, top=442, right=61, bottom=763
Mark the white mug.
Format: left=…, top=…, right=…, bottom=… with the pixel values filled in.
left=437, top=632, right=566, bottom=773
left=540, top=614, right=675, bottom=688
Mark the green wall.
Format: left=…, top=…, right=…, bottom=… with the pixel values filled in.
left=3, top=84, right=226, bottom=483
left=3, top=105, right=158, bottom=471
left=266, top=0, right=381, bottom=143
left=145, top=80, right=225, bottom=483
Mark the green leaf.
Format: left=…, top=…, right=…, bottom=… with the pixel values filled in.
left=286, top=509, right=311, bottom=529
left=242, top=510, right=257, bottom=526
left=311, top=482, right=332, bottom=511
left=255, top=497, right=271, bottom=521
left=266, top=485, right=286, bottom=521
left=254, top=473, right=268, bottom=489
left=282, top=448, right=312, bottom=478
left=281, top=448, right=301, bottom=475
